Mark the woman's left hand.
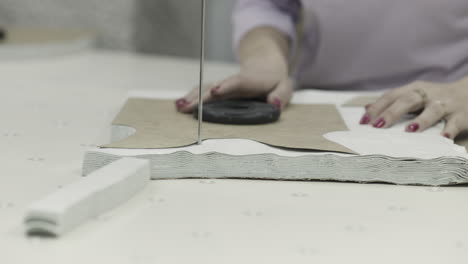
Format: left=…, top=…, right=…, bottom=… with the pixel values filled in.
left=360, top=80, right=468, bottom=139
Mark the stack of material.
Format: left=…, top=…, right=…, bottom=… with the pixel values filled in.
left=83, top=151, right=468, bottom=186
left=81, top=97, right=468, bottom=187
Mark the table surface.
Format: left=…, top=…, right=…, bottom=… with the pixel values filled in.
left=1, top=49, right=468, bottom=264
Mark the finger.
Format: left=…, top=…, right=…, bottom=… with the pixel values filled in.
left=266, top=78, right=294, bottom=110
left=365, top=90, right=403, bottom=123
left=178, top=92, right=215, bottom=113
left=175, top=86, right=199, bottom=110
left=178, top=84, right=216, bottom=113
left=405, top=100, right=447, bottom=132
left=211, top=74, right=276, bottom=99
left=210, top=75, right=243, bottom=99
left=442, top=114, right=467, bottom=139
left=368, top=91, right=424, bottom=128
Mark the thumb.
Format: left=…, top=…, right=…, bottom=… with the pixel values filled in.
left=266, top=78, right=294, bottom=111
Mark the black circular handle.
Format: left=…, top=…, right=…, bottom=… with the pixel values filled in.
left=194, top=99, right=280, bottom=125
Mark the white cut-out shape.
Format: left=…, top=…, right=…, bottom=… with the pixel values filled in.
left=324, top=131, right=468, bottom=159
left=291, top=192, right=308, bottom=198
left=111, top=125, right=137, bottom=143
left=191, top=231, right=212, bottom=238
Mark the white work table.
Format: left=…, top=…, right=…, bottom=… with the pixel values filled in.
left=1, top=50, right=468, bottom=264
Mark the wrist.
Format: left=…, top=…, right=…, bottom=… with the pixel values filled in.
left=241, top=56, right=289, bottom=78
left=238, top=27, right=290, bottom=78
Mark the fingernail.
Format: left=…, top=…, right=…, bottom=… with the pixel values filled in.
left=406, top=123, right=420, bottom=132
left=210, top=86, right=221, bottom=96
left=443, top=133, right=451, bottom=139
left=175, top=98, right=188, bottom=108
left=373, top=118, right=386, bottom=128
left=360, top=114, right=371, bottom=124
left=272, top=98, right=282, bottom=109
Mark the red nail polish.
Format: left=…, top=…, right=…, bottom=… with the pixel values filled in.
left=273, top=98, right=282, bottom=109
left=175, top=99, right=188, bottom=108
left=360, top=114, right=371, bottom=124
left=406, top=123, right=420, bottom=132
left=443, top=133, right=451, bottom=139
left=373, top=118, right=386, bottom=128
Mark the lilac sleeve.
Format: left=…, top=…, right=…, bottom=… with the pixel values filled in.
left=232, top=0, right=300, bottom=53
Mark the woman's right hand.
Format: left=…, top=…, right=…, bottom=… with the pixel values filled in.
left=176, top=26, right=294, bottom=113
left=175, top=65, right=294, bottom=113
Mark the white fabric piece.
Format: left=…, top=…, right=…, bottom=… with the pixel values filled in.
left=324, top=131, right=468, bottom=160
left=24, top=158, right=150, bottom=236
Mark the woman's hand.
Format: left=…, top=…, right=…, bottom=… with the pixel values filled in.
left=175, top=65, right=293, bottom=113
left=361, top=80, right=468, bottom=139
left=175, top=26, right=293, bottom=113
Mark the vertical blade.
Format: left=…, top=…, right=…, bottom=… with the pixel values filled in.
left=197, top=0, right=206, bottom=145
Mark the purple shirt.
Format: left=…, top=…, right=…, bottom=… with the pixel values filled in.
left=232, top=0, right=468, bottom=90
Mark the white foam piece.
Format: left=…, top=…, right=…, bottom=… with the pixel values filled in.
left=24, top=158, right=150, bottom=236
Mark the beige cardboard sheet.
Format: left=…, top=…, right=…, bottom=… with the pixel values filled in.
left=103, top=98, right=354, bottom=153
left=1, top=28, right=91, bottom=45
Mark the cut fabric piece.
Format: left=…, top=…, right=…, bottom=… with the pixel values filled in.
left=342, top=95, right=468, bottom=150
left=324, top=131, right=468, bottom=159
left=103, top=98, right=354, bottom=154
